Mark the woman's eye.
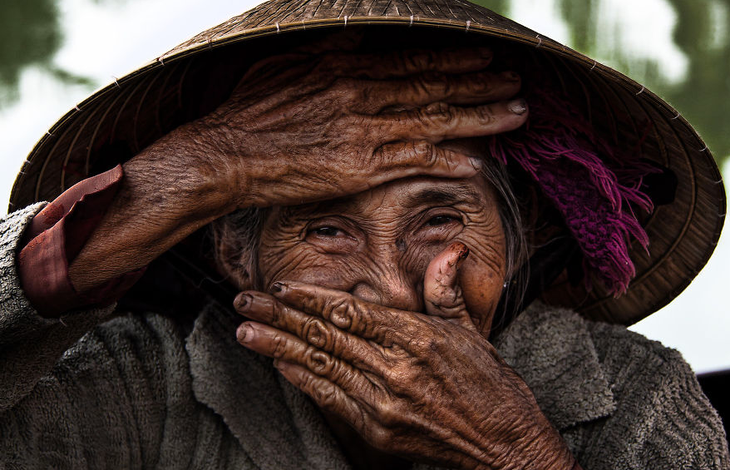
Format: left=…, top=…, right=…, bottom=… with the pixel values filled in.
left=305, top=223, right=358, bottom=253
left=311, top=226, right=342, bottom=237
left=426, top=215, right=458, bottom=226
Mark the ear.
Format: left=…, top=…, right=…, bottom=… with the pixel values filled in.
left=213, top=222, right=256, bottom=291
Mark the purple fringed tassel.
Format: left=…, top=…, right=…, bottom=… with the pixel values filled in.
left=488, top=90, right=655, bottom=296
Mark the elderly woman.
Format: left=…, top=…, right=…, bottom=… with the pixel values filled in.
left=1, top=0, right=728, bottom=469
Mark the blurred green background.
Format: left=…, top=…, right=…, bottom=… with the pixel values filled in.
left=0, top=0, right=727, bottom=372
left=476, top=0, right=730, bottom=166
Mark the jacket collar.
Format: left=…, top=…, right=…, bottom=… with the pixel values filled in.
left=185, top=304, right=350, bottom=470
left=492, top=302, right=617, bottom=430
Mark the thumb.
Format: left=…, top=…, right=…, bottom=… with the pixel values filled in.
left=423, top=242, right=476, bottom=331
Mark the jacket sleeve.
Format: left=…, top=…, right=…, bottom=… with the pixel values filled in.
left=572, top=322, right=730, bottom=470
left=0, top=205, right=203, bottom=469
left=0, top=204, right=118, bottom=412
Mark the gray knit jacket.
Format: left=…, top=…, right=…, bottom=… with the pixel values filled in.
left=1, top=204, right=728, bottom=469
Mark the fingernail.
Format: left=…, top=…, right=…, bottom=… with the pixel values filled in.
left=238, top=323, right=253, bottom=344
left=469, top=157, right=482, bottom=171
left=269, top=282, right=284, bottom=294
left=235, top=293, right=253, bottom=312
left=508, top=98, right=527, bottom=115
left=452, top=243, right=469, bottom=268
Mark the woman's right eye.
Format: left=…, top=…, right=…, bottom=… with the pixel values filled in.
left=304, top=222, right=359, bottom=253
left=310, top=226, right=341, bottom=237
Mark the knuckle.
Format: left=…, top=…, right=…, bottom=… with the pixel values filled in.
left=424, top=102, right=451, bottom=115
left=418, top=106, right=451, bottom=127
left=411, top=141, right=439, bottom=167
left=326, top=297, right=354, bottom=330
left=406, top=335, right=438, bottom=355
left=374, top=401, right=402, bottom=428
left=311, top=382, right=339, bottom=408
left=299, top=292, right=323, bottom=315
left=328, top=359, right=353, bottom=383
left=302, top=317, right=331, bottom=349
left=305, top=348, right=334, bottom=375
left=272, top=335, right=290, bottom=359
left=477, top=105, right=496, bottom=123
left=405, top=50, right=436, bottom=71
left=270, top=302, right=287, bottom=328
left=367, top=426, right=393, bottom=449
left=421, top=72, right=450, bottom=95
left=300, top=372, right=318, bottom=393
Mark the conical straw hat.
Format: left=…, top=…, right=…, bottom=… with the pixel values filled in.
left=9, top=0, right=725, bottom=325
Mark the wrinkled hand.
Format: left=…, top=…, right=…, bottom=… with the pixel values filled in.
left=66, top=44, right=527, bottom=294
left=194, top=45, right=527, bottom=210
left=234, top=243, right=575, bottom=470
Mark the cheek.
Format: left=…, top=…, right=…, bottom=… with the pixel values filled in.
left=257, top=236, right=315, bottom=289
left=258, top=240, right=366, bottom=292
left=459, top=259, right=505, bottom=334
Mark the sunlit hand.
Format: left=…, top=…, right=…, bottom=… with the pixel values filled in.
left=234, top=243, right=576, bottom=470
left=199, top=45, right=529, bottom=210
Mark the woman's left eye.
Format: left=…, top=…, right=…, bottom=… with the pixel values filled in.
left=426, top=215, right=459, bottom=227
left=311, top=226, right=341, bottom=237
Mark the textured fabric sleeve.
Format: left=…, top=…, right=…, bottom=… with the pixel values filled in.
left=0, top=313, right=214, bottom=469
left=0, top=203, right=118, bottom=412
left=572, top=322, right=730, bottom=470
left=18, top=165, right=145, bottom=317
left=1, top=206, right=249, bottom=469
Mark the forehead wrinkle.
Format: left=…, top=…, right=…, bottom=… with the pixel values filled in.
left=403, top=184, right=485, bottom=208
left=274, top=181, right=487, bottom=228
left=277, top=191, right=382, bottom=223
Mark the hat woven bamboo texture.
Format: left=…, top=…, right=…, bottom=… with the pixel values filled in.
left=9, top=0, right=725, bottom=326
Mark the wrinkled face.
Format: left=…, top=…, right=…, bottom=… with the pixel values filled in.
left=257, top=175, right=507, bottom=335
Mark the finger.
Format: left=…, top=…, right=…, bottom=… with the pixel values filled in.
left=320, top=47, right=494, bottom=79
left=380, top=98, right=528, bottom=142
left=423, top=242, right=476, bottom=331
left=234, top=294, right=391, bottom=371
left=237, top=321, right=382, bottom=376
left=265, top=281, right=419, bottom=346
left=360, top=70, right=521, bottom=114
left=275, top=360, right=370, bottom=429
left=367, top=142, right=481, bottom=183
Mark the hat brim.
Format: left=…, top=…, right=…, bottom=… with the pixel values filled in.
left=9, top=0, right=725, bottom=325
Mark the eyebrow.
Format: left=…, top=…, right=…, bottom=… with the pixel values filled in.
left=402, top=185, right=484, bottom=208
left=276, top=183, right=485, bottom=227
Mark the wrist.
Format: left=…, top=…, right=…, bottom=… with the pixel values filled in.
left=501, top=431, right=576, bottom=470
left=126, top=119, right=243, bottom=220
left=469, top=419, right=575, bottom=470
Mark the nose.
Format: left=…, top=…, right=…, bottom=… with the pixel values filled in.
left=350, top=271, right=423, bottom=312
